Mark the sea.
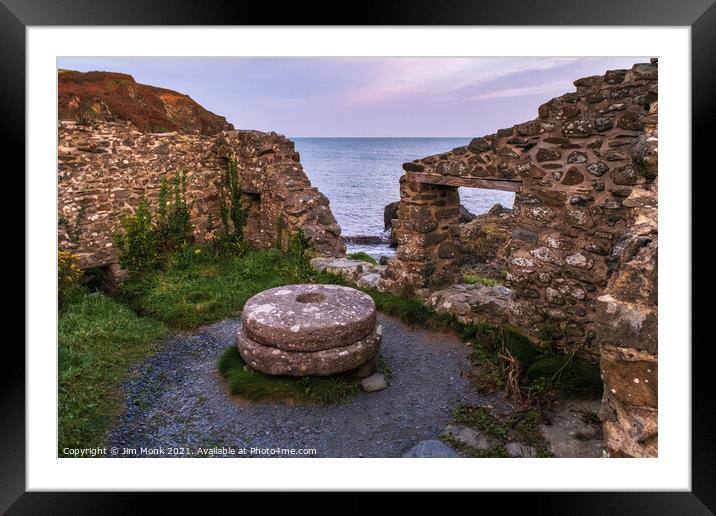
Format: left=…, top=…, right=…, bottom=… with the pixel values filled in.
left=292, top=137, right=515, bottom=259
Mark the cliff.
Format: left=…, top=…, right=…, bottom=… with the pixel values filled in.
left=58, top=70, right=234, bottom=135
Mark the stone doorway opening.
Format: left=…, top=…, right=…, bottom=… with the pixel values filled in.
left=385, top=172, right=522, bottom=289
left=457, top=186, right=516, bottom=286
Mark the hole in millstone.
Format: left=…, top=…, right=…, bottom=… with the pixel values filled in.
left=296, top=292, right=326, bottom=303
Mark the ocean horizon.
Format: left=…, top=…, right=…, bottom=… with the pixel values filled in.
left=293, top=137, right=515, bottom=257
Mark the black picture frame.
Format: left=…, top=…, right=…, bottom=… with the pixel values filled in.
left=6, top=0, right=708, bottom=512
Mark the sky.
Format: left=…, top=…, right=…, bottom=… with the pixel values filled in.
left=57, top=57, right=649, bottom=137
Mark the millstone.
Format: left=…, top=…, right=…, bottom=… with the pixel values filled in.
left=236, top=284, right=381, bottom=376
left=241, top=284, right=377, bottom=351
left=237, top=324, right=382, bottom=376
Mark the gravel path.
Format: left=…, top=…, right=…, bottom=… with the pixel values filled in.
left=108, top=314, right=491, bottom=458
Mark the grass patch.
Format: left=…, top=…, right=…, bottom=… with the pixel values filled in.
left=218, top=346, right=358, bottom=405
left=363, top=289, right=461, bottom=332
left=463, top=274, right=502, bottom=287
left=347, top=251, right=377, bottom=265
left=58, top=293, right=168, bottom=455
left=122, top=247, right=316, bottom=329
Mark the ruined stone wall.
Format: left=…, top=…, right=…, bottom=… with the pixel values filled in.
left=596, top=100, right=658, bottom=457
left=58, top=121, right=345, bottom=269
left=383, top=61, right=658, bottom=363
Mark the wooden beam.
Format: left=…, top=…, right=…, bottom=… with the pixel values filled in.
left=406, top=172, right=522, bottom=193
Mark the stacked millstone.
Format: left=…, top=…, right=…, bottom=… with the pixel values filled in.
left=236, top=284, right=382, bottom=376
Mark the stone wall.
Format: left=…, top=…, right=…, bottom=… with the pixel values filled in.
left=58, top=121, right=345, bottom=269
left=382, top=60, right=658, bottom=457
left=383, top=60, right=658, bottom=362
left=595, top=100, right=658, bottom=458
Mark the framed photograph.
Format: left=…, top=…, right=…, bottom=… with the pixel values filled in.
left=8, top=0, right=707, bottom=511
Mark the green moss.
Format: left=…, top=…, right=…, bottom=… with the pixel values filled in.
left=347, top=251, right=377, bottom=265
left=218, top=346, right=358, bottom=404
left=463, top=274, right=502, bottom=287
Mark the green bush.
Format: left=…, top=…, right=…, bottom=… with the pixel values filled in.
left=156, top=172, right=193, bottom=252
left=114, top=196, right=159, bottom=272
left=114, top=173, right=195, bottom=274
left=58, top=250, right=84, bottom=308
left=219, top=159, right=248, bottom=240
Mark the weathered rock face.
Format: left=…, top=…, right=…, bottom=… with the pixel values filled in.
left=58, top=70, right=234, bottom=135
left=595, top=102, right=658, bottom=458
left=58, top=121, right=345, bottom=269
left=236, top=284, right=381, bottom=376
left=426, top=283, right=513, bottom=325
left=383, top=61, right=659, bottom=365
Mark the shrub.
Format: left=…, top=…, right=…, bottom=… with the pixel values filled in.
left=219, top=159, right=247, bottom=240
left=114, top=173, right=194, bottom=274
left=275, top=215, right=286, bottom=249
left=58, top=250, right=84, bottom=307
left=114, top=196, right=159, bottom=272
left=58, top=195, right=89, bottom=246
left=156, top=172, right=193, bottom=252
